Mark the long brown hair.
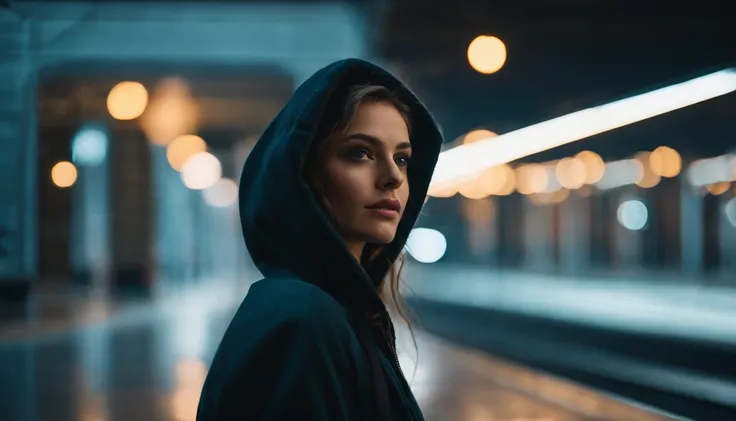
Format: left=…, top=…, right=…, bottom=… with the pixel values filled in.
left=304, top=84, right=418, bottom=357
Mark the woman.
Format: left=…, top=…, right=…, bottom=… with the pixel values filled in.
left=197, top=58, right=443, bottom=420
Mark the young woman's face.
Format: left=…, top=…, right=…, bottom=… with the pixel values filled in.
left=315, top=101, right=411, bottom=255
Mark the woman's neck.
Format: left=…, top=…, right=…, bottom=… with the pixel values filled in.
left=346, top=241, right=365, bottom=264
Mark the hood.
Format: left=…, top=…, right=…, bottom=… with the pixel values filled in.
left=238, top=58, right=443, bottom=316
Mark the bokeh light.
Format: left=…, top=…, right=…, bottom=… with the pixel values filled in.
left=635, top=152, right=661, bottom=188
left=495, top=164, right=516, bottom=196
left=706, top=182, right=730, bottom=195
left=617, top=200, right=648, bottom=230
left=181, top=152, right=222, bottom=190
left=459, top=180, right=489, bottom=200
left=480, top=164, right=513, bottom=196
left=463, top=129, right=497, bottom=145
left=167, top=134, right=207, bottom=172
left=107, top=81, right=148, bottom=121
left=72, top=126, right=108, bottom=166
left=649, top=146, right=682, bottom=178
left=429, top=184, right=458, bottom=198
left=202, top=178, right=238, bottom=208
left=467, top=35, right=507, bottom=74
left=460, top=164, right=516, bottom=199
left=515, top=164, right=549, bottom=195
left=555, top=157, right=587, bottom=189
left=140, top=77, right=199, bottom=146
left=457, top=129, right=501, bottom=199
left=575, top=151, right=606, bottom=184
left=405, top=228, right=447, bottom=263
left=529, top=188, right=570, bottom=206
left=51, top=161, right=78, bottom=188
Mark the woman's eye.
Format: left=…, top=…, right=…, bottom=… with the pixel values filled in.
left=347, top=148, right=370, bottom=161
left=395, top=155, right=411, bottom=167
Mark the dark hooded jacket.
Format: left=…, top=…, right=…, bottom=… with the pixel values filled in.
left=196, top=58, right=443, bottom=421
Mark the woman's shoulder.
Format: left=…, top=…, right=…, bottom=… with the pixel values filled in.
left=200, top=277, right=369, bottom=419
left=210, top=277, right=358, bottom=373
left=241, top=276, right=350, bottom=331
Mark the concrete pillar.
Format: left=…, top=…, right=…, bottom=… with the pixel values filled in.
left=458, top=197, right=498, bottom=265
left=208, top=149, right=241, bottom=281
left=70, top=126, right=111, bottom=289
left=109, top=130, right=154, bottom=293
left=559, top=193, right=591, bottom=274
left=0, top=14, right=36, bottom=295
left=522, top=197, right=554, bottom=271
left=680, top=177, right=704, bottom=275
left=192, top=190, right=210, bottom=281
left=152, top=146, right=197, bottom=289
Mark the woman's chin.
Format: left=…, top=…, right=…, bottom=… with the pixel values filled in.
left=365, top=229, right=397, bottom=245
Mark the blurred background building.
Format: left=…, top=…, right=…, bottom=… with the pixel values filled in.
left=0, top=1, right=735, bottom=420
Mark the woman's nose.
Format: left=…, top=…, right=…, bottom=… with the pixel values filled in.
left=378, top=160, right=405, bottom=191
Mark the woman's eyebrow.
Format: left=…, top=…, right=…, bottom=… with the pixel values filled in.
left=344, top=133, right=411, bottom=150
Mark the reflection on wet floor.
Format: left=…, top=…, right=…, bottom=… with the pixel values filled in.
left=0, top=281, right=665, bottom=421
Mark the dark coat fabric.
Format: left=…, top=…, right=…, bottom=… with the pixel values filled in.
left=196, top=58, right=443, bottom=421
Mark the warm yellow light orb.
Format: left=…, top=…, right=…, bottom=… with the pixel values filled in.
left=107, top=81, right=148, bottom=120
left=467, top=35, right=507, bottom=75
left=167, top=134, right=207, bottom=172
left=51, top=161, right=78, bottom=188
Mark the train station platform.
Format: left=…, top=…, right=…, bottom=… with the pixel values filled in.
left=404, top=264, right=736, bottom=420
left=0, top=273, right=686, bottom=421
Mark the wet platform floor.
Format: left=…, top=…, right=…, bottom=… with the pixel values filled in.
left=0, top=280, right=675, bottom=421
